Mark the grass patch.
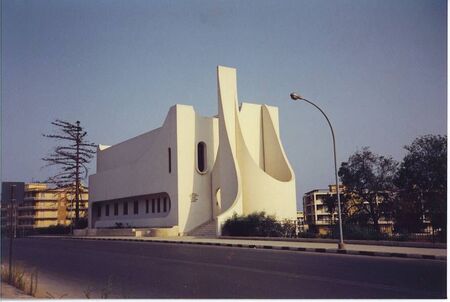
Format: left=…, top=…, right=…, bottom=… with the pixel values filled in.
left=1, top=263, right=38, bottom=297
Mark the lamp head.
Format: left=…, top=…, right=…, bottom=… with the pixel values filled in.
left=290, top=92, right=303, bottom=101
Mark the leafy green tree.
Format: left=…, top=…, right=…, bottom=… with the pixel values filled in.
left=395, top=135, right=447, bottom=237
left=323, top=193, right=337, bottom=225
left=392, top=189, right=424, bottom=233
left=338, top=147, right=398, bottom=233
left=322, top=191, right=349, bottom=225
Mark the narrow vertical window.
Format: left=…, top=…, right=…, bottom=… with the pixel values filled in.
left=124, top=202, right=128, bottom=215
left=152, top=199, right=155, bottom=213
left=105, top=204, right=110, bottom=216
left=157, top=198, right=161, bottom=213
left=197, top=142, right=207, bottom=172
left=97, top=205, right=101, bottom=217
left=168, top=147, right=172, bottom=173
left=163, top=197, right=167, bottom=212
left=146, top=200, right=149, bottom=213
left=114, top=203, right=118, bottom=216
left=134, top=201, right=139, bottom=214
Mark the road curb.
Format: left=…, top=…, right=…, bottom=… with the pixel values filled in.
left=219, top=236, right=447, bottom=249
left=64, top=236, right=446, bottom=261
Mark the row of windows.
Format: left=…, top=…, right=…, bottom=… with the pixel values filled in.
left=96, top=198, right=170, bottom=218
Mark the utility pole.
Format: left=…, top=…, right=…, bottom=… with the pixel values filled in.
left=13, top=203, right=17, bottom=238
left=75, top=120, right=80, bottom=226
left=8, top=184, right=16, bottom=283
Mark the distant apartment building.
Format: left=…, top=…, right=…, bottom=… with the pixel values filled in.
left=303, top=184, right=394, bottom=235
left=296, top=210, right=307, bottom=233
left=1, top=182, right=88, bottom=230
left=303, top=185, right=340, bottom=235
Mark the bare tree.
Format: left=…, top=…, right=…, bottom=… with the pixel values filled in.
left=42, top=120, right=96, bottom=225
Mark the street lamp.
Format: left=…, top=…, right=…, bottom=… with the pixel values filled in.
left=290, top=92, right=345, bottom=250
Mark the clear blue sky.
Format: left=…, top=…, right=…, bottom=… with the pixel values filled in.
left=2, top=0, right=447, bottom=209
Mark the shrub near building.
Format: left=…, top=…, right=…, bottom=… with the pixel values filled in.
left=222, top=212, right=296, bottom=237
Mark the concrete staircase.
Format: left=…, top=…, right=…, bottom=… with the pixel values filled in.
left=188, top=220, right=217, bottom=237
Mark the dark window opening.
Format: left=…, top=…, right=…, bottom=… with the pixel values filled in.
left=123, top=202, right=128, bottom=215
left=105, top=204, right=110, bottom=216
left=157, top=198, right=161, bottom=213
left=114, top=203, right=118, bottom=216
left=134, top=201, right=139, bottom=214
left=152, top=199, right=155, bottom=213
left=97, top=205, right=101, bottom=217
left=197, top=142, right=207, bottom=172
left=168, top=147, right=172, bottom=173
left=146, top=200, right=149, bottom=213
left=163, top=198, right=167, bottom=212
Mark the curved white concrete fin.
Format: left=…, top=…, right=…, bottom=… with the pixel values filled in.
left=261, top=105, right=294, bottom=182
left=215, top=65, right=243, bottom=231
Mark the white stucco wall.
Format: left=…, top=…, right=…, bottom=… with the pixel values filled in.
left=89, top=105, right=179, bottom=229
left=175, top=105, right=219, bottom=234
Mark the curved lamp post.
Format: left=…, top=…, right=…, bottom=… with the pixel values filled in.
left=290, top=92, right=345, bottom=250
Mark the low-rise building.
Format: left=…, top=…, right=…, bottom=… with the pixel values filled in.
left=88, top=66, right=297, bottom=236
left=303, top=184, right=394, bottom=235
left=296, top=210, right=307, bottom=233
left=1, top=182, right=88, bottom=230
left=303, top=185, right=340, bottom=235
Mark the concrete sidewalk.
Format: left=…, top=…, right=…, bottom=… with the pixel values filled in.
left=63, top=235, right=446, bottom=260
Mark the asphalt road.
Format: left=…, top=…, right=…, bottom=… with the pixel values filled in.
left=1, top=237, right=446, bottom=298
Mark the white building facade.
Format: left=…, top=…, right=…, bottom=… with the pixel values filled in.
left=88, top=66, right=297, bottom=235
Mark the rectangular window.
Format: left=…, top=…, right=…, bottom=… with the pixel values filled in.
left=123, top=202, right=128, bottom=215
left=146, top=200, right=149, bottom=213
left=168, top=148, right=172, bottom=173
left=114, top=203, right=118, bottom=216
left=157, top=198, right=161, bottom=213
left=152, top=199, right=155, bottom=213
left=163, top=198, right=167, bottom=212
left=97, top=205, right=101, bottom=217
left=134, top=201, right=139, bottom=214
left=105, top=204, right=110, bottom=216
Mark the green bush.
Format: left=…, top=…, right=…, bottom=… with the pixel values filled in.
left=74, top=218, right=88, bottom=229
left=34, top=224, right=71, bottom=235
left=222, top=212, right=295, bottom=237
left=330, top=224, right=387, bottom=240
left=280, top=219, right=297, bottom=237
left=297, top=231, right=317, bottom=238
